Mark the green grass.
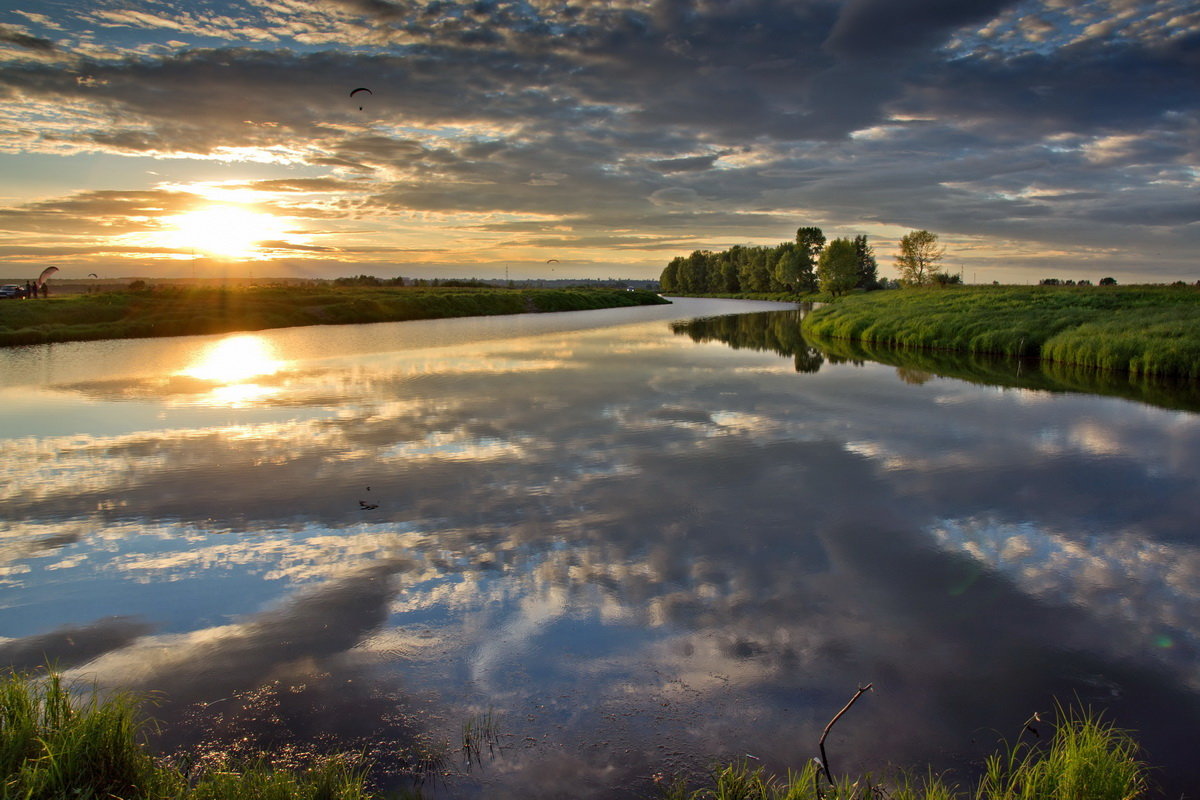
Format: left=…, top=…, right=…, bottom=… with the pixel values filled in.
left=0, top=285, right=670, bottom=347
left=801, top=285, right=1200, bottom=380
left=0, top=671, right=162, bottom=799
left=0, top=670, right=371, bottom=799
left=0, top=672, right=1151, bottom=800
left=665, top=709, right=1145, bottom=800
left=977, top=708, right=1145, bottom=800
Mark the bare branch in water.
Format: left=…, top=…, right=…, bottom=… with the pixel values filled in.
left=818, top=683, right=874, bottom=784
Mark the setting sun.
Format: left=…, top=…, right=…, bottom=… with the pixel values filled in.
left=166, top=205, right=288, bottom=259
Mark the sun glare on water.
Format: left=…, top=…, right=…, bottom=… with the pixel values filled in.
left=167, top=205, right=288, bottom=259
left=181, top=335, right=285, bottom=406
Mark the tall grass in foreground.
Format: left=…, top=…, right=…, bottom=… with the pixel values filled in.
left=0, top=671, right=161, bottom=799
left=663, top=708, right=1145, bottom=800
left=977, top=708, right=1145, bottom=800
left=0, top=671, right=370, bottom=799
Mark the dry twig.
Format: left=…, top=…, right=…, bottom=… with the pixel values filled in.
left=817, top=683, right=874, bottom=785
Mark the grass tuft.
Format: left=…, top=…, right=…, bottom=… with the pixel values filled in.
left=0, top=670, right=374, bottom=799
left=0, top=670, right=163, bottom=799
left=663, top=708, right=1146, bottom=800
left=977, top=706, right=1145, bottom=800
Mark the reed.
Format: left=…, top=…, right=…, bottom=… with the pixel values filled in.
left=460, top=708, right=500, bottom=768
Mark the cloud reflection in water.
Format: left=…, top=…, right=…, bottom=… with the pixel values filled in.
left=1, top=303, right=1199, bottom=796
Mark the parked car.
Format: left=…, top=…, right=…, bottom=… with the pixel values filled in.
left=0, top=284, right=27, bottom=299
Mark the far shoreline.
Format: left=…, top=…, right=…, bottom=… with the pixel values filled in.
left=670, top=284, right=1200, bottom=381
left=0, top=284, right=672, bottom=348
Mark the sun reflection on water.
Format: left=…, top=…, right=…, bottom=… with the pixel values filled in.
left=180, top=335, right=285, bottom=406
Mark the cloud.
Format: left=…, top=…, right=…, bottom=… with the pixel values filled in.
left=0, top=617, right=153, bottom=672
left=0, top=0, right=1196, bottom=279
left=6, top=308, right=1200, bottom=792
left=0, top=189, right=197, bottom=235
left=0, top=24, right=57, bottom=53
left=86, top=559, right=412, bottom=705
left=648, top=154, right=721, bottom=173
left=825, top=0, right=1022, bottom=57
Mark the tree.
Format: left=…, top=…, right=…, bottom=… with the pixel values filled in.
left=817, top=238, right=859, bottom=297
left=1099, top=276, right=1118, bottom=285
left=717, top=251, right=740, bottom=293
left=678, top=250, right=713, bottom=292
left=930, top=271, right=962, bottom=286
left=739, top=248, right=772, bottom=292
left=796, top=226, right=826, bottom=261
left=771, top=243, right=803, bottom=291
left=852, top=235, right=878, bottom=289
left=895, top=229, right=945, bottom=286
left=659, top=258, right=680, bottom=292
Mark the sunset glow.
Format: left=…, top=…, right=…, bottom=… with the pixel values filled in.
left=182, top=335, right=283, bottom=384
left=165, top=207, right=289, bottom=259
left=0, top=0, right=1195, bottom=282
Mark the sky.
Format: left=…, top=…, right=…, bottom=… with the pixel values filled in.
left=0, top=0, right=1197, bottom=283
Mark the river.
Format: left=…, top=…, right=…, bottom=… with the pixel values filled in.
left=1, top=298, right=1198, bottom=798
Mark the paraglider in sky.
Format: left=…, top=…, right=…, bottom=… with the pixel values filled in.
left=546, top=259, right=559, bottom=263
left=88, top=273, right=98, bottom=278
left=350, top=87, right=372, bottom=111
left=35, top=266, right=58, bottom=287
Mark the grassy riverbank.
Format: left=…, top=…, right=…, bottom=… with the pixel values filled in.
left=0, top=671, right=1150, bottom=800
left=0, top=285, right=670, bottom=347
left=802, top=285, right=1200, bottom=380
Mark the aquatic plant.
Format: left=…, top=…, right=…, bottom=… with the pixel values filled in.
left=460, top=708, right=500, bottom=768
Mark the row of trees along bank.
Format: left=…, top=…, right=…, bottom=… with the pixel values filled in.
left=660, top=227, right=961, bottom=296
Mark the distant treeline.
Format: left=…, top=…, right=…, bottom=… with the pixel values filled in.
left=331, top=275, right=660, bottom=290
left=659, top=227, right=881, bottom=295
left=333, top=275, right=492, bottom=287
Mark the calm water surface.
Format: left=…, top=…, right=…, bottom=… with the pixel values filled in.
left=2, top=298, right=1199, bottom=798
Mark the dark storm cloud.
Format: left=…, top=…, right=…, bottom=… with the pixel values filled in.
left=825, top=0, right=1020, bottom=57
left=908, top=38, right=1200, bottom=134
left=0, top=24, right=56, bottom=52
